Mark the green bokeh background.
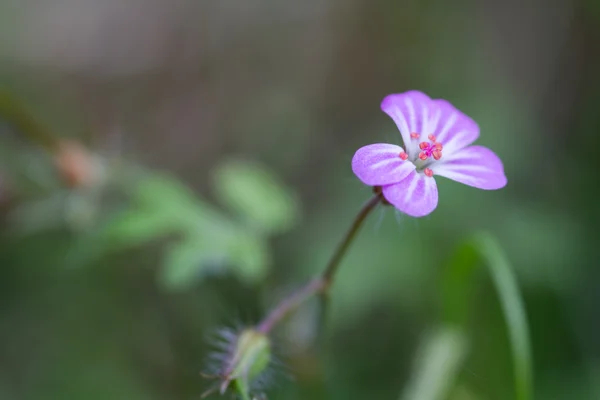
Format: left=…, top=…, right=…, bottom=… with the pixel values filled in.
left=0, top=1, right=598, bottom=399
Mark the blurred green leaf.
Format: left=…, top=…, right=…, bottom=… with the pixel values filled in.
left=103, top=173, right=223, bottom=247
left=159, top=230, right=270, bottom=290
left=58, top=170, right=274, bottom=290
left=134, top=174, right=203, bottom=218
left=103, top=207, right=181, bottom=247
left=229, top=231, right=270, bottom=284
left=213, top=159, right=299, bottom=234
left=6, top=192, right=68, bottom=234
left=495, top=206, right=582, bottom=295
left=104, top=171, right=273, bottom=289
left=400, top=327, right=468, bottom=400
left=159, top=238, right=225, bottom=290
left=442, top=233, right=533, bottom=400
left=447, top=385, right=481, bottom=400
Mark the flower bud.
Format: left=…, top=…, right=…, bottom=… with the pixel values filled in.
left=54, top=140, right=103, bottom=188
left=204, top=328, right=271, bottom=398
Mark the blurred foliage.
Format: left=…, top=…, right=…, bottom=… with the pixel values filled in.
left=1, top=0, right=599, bottom=399
left=400, top=327, right=467, bottom=400
left=3, top=158, right=300, bottom=291
left=213, top=160, right=299, bottom=235
left=442, top=234, right=532, bottom=400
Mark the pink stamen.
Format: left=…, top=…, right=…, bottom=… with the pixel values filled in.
left=416, top=137, right=444, bottom=161
left=410, top=132, right=420, bottom=139
left=424, top=167, right=434, bottom=177
left=399, top=151, right=408, bottom=160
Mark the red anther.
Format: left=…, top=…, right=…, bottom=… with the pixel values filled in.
left=424, top=167, right=434, bottom=177
left=419, top=152, right=428, bottom=160
left=410, top=132, right=421, bottom=139
left=434, top=142, right=443, bottom=150
left=428, top=134, right=437, bottom=142
left=419, top=142, right=429, bottom=150
left=432, top=150, right=442, bottom=160
left=399, top=151, right=408, bottom=160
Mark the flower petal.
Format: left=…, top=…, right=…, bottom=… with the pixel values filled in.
left=382, top=171, right=439, bottom=217
left=352, top=143, right=416, bottom=186
left=434, top=145, right=507, bottom=190
left=432, top=99, right=479, bottom=155
left=381, top=91, right=436, bottom=157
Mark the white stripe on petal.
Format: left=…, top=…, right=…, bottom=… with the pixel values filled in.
left=442, top=130, right=473, bottom=154
left=404, top=173, right=421, bottom=203
left=406, top=98, right=416, bottom=133
left=429, top=108, right=442, bottom=135
left=433, top=170, right=491, bottom=188
left=369, top=146, right=400, bottom=157
left=421, top=104, right=430, bottom=138
left=436, top=112, right=457, bottom=143
left=381, top=171, right=439, bottom=217
left=444, top=164, right=495, bottom=173
left=432, top=99, right=479, bottom=156
left=434, top=145, right=507, bottom=190
left=394, top=106, right=411, bottom=139
left=352, top=143, right=416, bottom=186
left=370, top=157, right=401, bottom=170
left=380, top=92, right=439, bottom=158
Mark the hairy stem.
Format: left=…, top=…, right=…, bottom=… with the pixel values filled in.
left=256, top=194, right=381, bottom=334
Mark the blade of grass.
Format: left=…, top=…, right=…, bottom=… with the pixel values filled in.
left=399, top=327, right=468, bottom=400
left=442, top=232, right=533, bottom=400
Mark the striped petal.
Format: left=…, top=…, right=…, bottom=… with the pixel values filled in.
left=381, top=91, right=437, bottom=158
left=352, top=143, right=416, bottom=186
left=434, top=145, right=507, bottom=190
left=382, top=171, right=439, bottom=217
left=431, top=99, right=479, bottom=156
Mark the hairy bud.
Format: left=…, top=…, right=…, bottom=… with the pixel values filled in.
left=203, top=328, right=271, bottom=399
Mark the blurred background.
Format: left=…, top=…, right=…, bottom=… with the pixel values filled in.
left=0, top=0, right=599, bottom=399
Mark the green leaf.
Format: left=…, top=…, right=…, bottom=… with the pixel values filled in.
left=6, top=192, right=68, bottom=234
left=213, top=160, right=299, bottom=234
left=442, top=233, right=533, bottom=400
left=159, top=238, right=225, bottom=290
left=400, top=327, right=468, bottom=400
left=64, top=170, right=274, bottom=288
left=102, top=208, right=182, bottom=247
left=228, top=231, right=270, bottom=284
left=159, top=229, right=270, bottom=290
left=102, top=173, right=223, bottom=248
left=134, top=174, right=203, bottom=216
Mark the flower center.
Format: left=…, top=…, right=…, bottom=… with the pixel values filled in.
left=405, top=133, right=441, bottom=178
left=418, top=134, right=443, bottom=161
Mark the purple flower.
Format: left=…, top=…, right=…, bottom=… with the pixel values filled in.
left=352, top=91, right=507, bottom=217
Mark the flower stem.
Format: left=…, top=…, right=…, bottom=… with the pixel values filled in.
left=321, top=193, right=381, bottom=287
left=256, top=278, right=326, bottom=334
left=256, top=194, right=381, bottom=334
